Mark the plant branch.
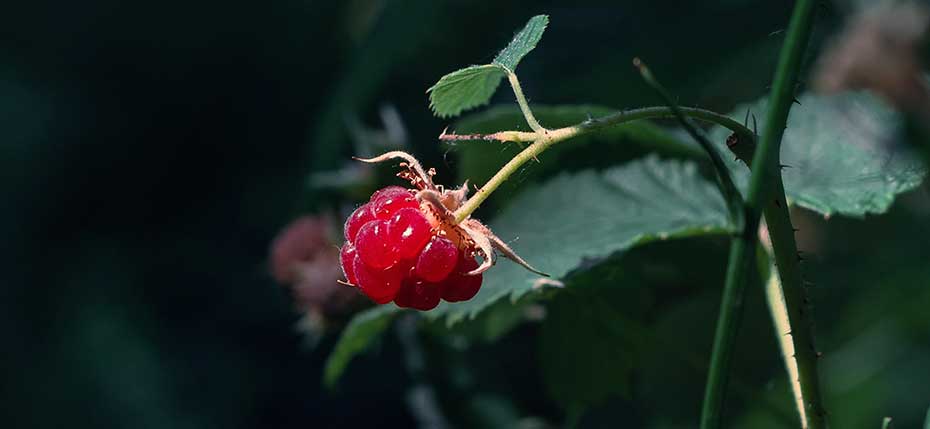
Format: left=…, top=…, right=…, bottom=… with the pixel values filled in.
left=440, top=106, right=752, bottom=144
left=633, top=58, right=744, bottom=226
left=447, top=106, right=755, bottom=224
left=632, top=58, right=758, bottom=429
left=761, top=240, right=810, bottom=429
left=762, top=176, right=826, bottom=429
left=712, top=0, right=825, bottom=428
left=749, top=0, right=826, bottom=427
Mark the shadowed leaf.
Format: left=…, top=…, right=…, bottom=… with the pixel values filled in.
left=323, top=305, right=399, bottom=388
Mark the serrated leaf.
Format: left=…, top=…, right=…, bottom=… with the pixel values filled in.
left=427, top=64, right=506, bottom=118
left=425, top=155, right=731, bottom=323
left=712, top=92, right=927, bottom=217
left=427, top=15, right=548, bottom=118
left=322, top=305, right=399, bottom=388
left=492, top=15, right=549, bottom=70
left=539, top=284, right=634, bottom=412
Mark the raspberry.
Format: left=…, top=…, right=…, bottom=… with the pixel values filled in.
left=353, top=254, right=406, bottom=304
left=355, top=220, right=400, bottom=269
left=441, top=254, right=483, bottom=302
left=335, top=153, right=549, bottom=309
left=394, top=277, right=442, bottom=311
left=337, top=184, right=491, bottom=308
left=387, top=207, right=433, bottom=259
left=344, top=203, right=375, bottom=242
left=338, top=168, right=534, bottom=309
left=371, top=187, right=419, bottom=220
left=340, top=244, right=358, bottom=285
left=415, top=237, right=459, bottom=282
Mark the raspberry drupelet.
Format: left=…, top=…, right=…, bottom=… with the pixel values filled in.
left=338, top=151, right=546, bottom=311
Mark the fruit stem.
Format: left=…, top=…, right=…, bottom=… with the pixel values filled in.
left=450, top=106, right=755, bottom=224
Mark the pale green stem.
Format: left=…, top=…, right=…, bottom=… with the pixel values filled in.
left=505, top=69, right=546, bottom=133
left=762, top=242, right=809, bottom=428
left=449, top=106, right=754, bottom=225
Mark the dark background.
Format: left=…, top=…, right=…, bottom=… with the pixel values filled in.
left=3, top=1, right=929, bottom=428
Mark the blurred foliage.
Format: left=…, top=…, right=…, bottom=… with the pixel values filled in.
left=5, top=1, right=930, bottom=428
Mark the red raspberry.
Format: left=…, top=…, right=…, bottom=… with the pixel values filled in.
left=415, top=237, right=458, bottom=282
left=339, top=184, right=487, bottom=309
left=441, top=254, right=483, bottom=302
left=394, top=277, right=443, bottom=311
left=337, top=153, right=549, bottom=309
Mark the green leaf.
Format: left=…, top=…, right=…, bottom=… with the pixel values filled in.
left=427, top=64, right=506, bottom=118
left=713, top=92, right=926, bottom=217
left=539, top=284, right=634, bottom=412
left=427, top=15, right=549, bottom=118
left=924, top=405, right=930, bottom=429
left=426, top=155, right=731, bottom=323
left=492, top=15, right=549, bottom=70
left=322, top=305, right=399, bottom=388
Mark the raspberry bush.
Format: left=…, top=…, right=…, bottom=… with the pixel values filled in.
left=300, top=9, right=930, bottom=429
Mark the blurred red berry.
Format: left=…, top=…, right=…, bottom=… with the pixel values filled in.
left=270, top=215, right=365, bottom=334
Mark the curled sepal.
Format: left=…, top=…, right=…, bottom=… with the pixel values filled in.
left=465, top=219, right=549, bottom=277
left=487, top=229, right=549, bottom=277
left=353, top=151, right=436, bottom=190
left=458, top=220, right=496, bottom=275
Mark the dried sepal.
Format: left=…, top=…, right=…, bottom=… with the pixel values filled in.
left=464, top=218, right=549, bottom=277
left=417, top=189, right=455, bottom=223
left=486, top=228, right=549, bottom=277
left=458, top=220, right=496, bottom=275
left=353, top=151, right=436, bottom=190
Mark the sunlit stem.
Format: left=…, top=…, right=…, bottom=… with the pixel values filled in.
left=450, top=106, right=755, bottom=225
left=505, top=69, right=546, bottom=133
